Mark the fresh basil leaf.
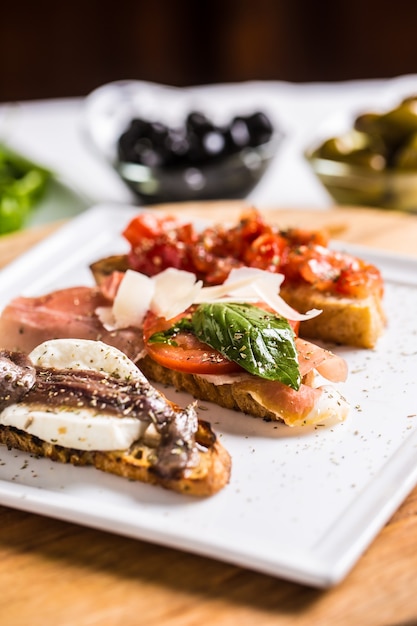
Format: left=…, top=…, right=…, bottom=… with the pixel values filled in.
left=148, top=317, right=194, bottom=345
left=192, top=303, right=301, bottom=389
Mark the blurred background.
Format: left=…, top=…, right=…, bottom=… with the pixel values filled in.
left=2, top=0, right=417, bottom=102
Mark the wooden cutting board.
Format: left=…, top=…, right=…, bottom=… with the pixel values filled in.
left=1, top=202, right=417, bottom=269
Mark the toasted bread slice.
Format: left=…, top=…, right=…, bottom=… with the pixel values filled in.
left=90, top=255, right=130, bottom=284
left=0, top=340, right=231, bottom=497
left=90, top=254, right=385, bottom=348
left=0, top=418, right=231, bottom=497
left=138, top=354, right=276, bottom=420
left=280, top=284, right=386, bottom=349
left=137, top=355, right=349, bottom=428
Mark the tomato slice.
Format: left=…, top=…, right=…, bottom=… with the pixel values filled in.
left=143, top=306, right=300, bottom=375
left=143, top=311, right=243, bottom=375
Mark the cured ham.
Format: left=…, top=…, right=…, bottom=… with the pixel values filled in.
left=0, top=286, right=145, bottom=361
left=236, top=379, right=345, bottom=428
left=295, top=338, right=348, bottom=383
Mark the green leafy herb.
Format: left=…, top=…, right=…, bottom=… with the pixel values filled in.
left=0, top=144, right=51, bottom=235
left=148, top=317, right=194, bottom=346
left=192, top=303, right=300, bottom=389
left=147, top=303, right=301, bottom=389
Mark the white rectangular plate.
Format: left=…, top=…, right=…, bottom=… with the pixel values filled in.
left=0, top=204, right=416, bottom=588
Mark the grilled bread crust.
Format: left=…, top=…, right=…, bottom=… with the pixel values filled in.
left=280, top=284, right=386, bottom=349
left=138, top=355, right=281, bottom=421
left=0, top=418, right=231, bottom=497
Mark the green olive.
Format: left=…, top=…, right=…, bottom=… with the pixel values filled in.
left=313, top=131, right=386, bottom=170
left=312, top=96, right=417, bottom=175
left=394, top=132, right=417, bottom=170
left=401, top=94, right=417, bottom=106
left=353, top=112, right=382, bottom=135
left=377, top=101, right=417, bottom=145
left=314, top=130, right=370, bottom=160
left=339, top=149, right=386, bottom=170
left=313, top=137, right=344, bottom=160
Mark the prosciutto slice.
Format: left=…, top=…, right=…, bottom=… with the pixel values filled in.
left=296, top=338, right=348, bottom=382
left=0, top=286, right=144, bottom=361
left=237, top=377, right=323, bottom=425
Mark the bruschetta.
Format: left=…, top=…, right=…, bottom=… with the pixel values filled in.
left=0, top=266, right=350, bottom=428
left=0, top=339, right=231, bottom=496
left=90, top=208, right=385, bottom=348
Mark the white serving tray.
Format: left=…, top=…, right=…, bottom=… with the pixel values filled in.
left=0, top=204, right=416, bottom=588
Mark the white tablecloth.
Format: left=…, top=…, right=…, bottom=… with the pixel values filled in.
left=2, top=74, right=417, bottom=218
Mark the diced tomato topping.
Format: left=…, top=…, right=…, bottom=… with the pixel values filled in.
left=122, top=214, right=178, bottom=247
left=122, top=209, right=383, bottom=299
left=280, top=227, right=329, bottom=248
left=243, top=233, right=287, bottom=272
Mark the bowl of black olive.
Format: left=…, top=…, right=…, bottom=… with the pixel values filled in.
left=305, top=95, right=417, bottom=212
left=84, top=80, right=283, bottom=204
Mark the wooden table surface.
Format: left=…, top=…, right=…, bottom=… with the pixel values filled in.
left=1, top=202, right=417, bottom=626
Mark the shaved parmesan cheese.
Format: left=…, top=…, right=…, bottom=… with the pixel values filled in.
left=222, top=268, right=321, bottom=321
left=102, top=265, right=322, bottom=329
left=195, top=270, right=269, bottom=302
left=252, top=280, right=321, bottom=321
left=95, top=305, right=116, bottom=330
left=152, top=268, right=203, bottom=319
left=224, top=267, right=285, bottom=291
left=113, top=269, right=155, bottom=328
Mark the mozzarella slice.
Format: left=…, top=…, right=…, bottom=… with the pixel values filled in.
left=0, top=404, right=145, bottom=451
left=0, top=339, right=151, bottom=451
left=29, top=338, right=147, bottom=382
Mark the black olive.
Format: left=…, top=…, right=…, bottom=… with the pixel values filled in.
left=164, top=128, right=190, bottom=165
left=244, top=111, right=274, bottom=146
left=227, top=117, right=251, bottom=150
left=186, top=132, right=209, bottom=163
left=117, top=109, right=275, bottom=168
left=185, top=111, right=212, bottom=136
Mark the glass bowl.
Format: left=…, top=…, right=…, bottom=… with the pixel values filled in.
left=83, top=80, right=283, bottom=204
left=115, top=137, right=280, bottom=203
left=304, top=86, right=417, bottom=212
left=305, top=149, right=417, bottom=211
